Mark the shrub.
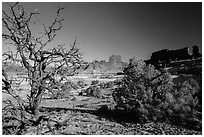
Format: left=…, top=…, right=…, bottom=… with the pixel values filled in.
left=98, top=82, right=106, bottom=89
left=51, top=88, right=72, bottom=100
left=50, top=81, right=75, bottom=99
left=173, top=74, right=202, bottom=105
left=80, top=85, right=103, bottom=98
left=98, top=81, right=114, bottom=89
left=113, top=58, right=200, bottom=125
left=114, top=78, right=123, bottom=86
left=164, top=78, right=200, bottom=124
left=77, top=80, right=86, bottom=88
left=113, top=59, right=171, bottom=122
left=91, top=80, right=99, bottom=85
left=106, top=81, right=114, bottom=88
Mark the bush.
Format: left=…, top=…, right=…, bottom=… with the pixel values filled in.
left=164, top=78, right=200, bottom=123
left=98, top=81, right=114, bottom=89
left=80, top=85, right=103, bottom=98
left=91, top=80, right=99, bottom=85
left=106, top=81, right=114, bottom=88
left=173, top=74, right=202, bottom=105
left=50, top=81, right=75, bottom=99
left=113, top=58, right=200, bottom=125
left=98, top=82, right=106, bottom=89
left=77, top=80, right=86, bottom=88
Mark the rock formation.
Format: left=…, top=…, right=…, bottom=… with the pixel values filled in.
left=80, top=55, right=127, bottom=75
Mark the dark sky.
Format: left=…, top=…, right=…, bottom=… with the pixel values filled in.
left=2, top=2, right=202, bottom=62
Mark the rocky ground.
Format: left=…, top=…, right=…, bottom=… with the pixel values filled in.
left=3, top=95, right=201, bottom=135
left=24, top=109, right=201, bottom=135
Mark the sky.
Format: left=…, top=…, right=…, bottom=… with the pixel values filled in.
left=2, top=2, right=202, bottom=62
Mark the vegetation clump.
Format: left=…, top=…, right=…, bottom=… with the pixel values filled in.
left=99, top=81, right=114, bottom=89
left=50, top=81, right=77, bottom=99
left=112, top=58, right=201, bottom=129
left=91, top=80, right=100, bottom=85
left=80, top=85, right=103, bottom=98
left=77, top=80, right=87, bottom=88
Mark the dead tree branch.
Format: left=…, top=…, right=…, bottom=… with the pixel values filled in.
left=2, top=2, right=84, bottom=134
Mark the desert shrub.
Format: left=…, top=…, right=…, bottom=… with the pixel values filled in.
left=80, top=85, right=103, bottom=98
left=114, top=78, right=123, bottom=86
left=113, top=58, right=200, bottom=125
left=106, top=81, right=114, bottom=88
left=98, top=82, right=106, bottom=89
left=173, top=74, right=202, bottom=105
left=164, top=78, right=200, bottom=122
left=50, top=81, right=75, bottom=99
left=113, top=59, right=171, bottom=122
left=51, top=88, right=71, bottom=100
left=91, top=80, right=99, bottom=85
left=77, top=80, right=86, bottom=88
left=98, top=81, right=114, bottom=89
left=79, top=89, right=85, bottom=96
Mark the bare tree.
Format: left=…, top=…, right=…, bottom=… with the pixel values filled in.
left=2, top=2, right=84, bottom=134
